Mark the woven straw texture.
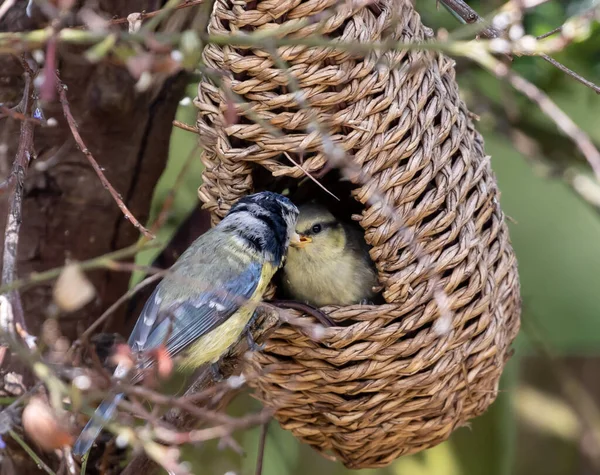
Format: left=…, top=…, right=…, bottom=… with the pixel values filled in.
left=195, top=0, right=521, bottom=469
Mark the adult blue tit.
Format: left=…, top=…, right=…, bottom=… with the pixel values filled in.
left=283, top=202, right=377, bottom=307
left=73, top=191, right=300, bottom=456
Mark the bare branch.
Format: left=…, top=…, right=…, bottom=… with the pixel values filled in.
left=8, top=430, right=56, bottom=475
left=0, top=242, right=150, bottom=296
left=1, top=57, right=37, bottom=348
left=438, top=0, right=502, bottom=39
left=472, top=51, right=600, bottom=183
left=56, top=74, right=155, bottom=239
left=440, top=0, right=600, bottom=94
left=539, top=53, right=600, bottom=95
left=106, top=0, right=206, bottom=26
left=0, top=106, right=43, bottom=125
left=255, top=420, right=269, bottom=475
left=172, top=120, right=199, bottom=134
left=77, top=272, right=166, bottom=344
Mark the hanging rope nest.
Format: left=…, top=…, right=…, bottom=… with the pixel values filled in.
left=195, top=0, right=521, bottom=469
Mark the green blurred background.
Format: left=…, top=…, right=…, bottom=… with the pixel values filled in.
left=136, top=1, right=600, bottom=474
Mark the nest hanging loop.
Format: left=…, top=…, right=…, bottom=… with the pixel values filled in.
left=195, top=0, right=521, bottom=469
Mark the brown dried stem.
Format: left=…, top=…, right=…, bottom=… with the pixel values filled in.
left=475, top=53, right=600, bottom=182
left=441, top=0, right=600, bottom=94
left=172, top=120, right=199, bottom=134
left=538, top=53, right=600, bottom=95
left=77, top=272, right=166, bottom=344
left=153, top=408, right=272, bottom=444
left=56, top=74, right=155, bottom=239
left=255, top=420, right=269, bottom=475
left=438, top=0, right=502, bottom=39
left=1, top=57, right=37, bottom=347
left=0, top=105, right=44, bottom=125
left=106, top=0, right=205, bottom=26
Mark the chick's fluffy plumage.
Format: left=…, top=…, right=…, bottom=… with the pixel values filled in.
left=282, top=203, right=377, bottom=307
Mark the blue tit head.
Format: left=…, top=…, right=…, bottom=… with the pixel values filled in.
left=220, top=191, right=300, bottom=265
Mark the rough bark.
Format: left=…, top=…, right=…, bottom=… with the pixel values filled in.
left=0, top=1, right=185, bottom=338
left=0, top=1, right=194, bottom=472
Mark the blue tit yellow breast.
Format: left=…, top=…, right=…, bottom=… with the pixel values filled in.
left=176, top=260, right=277, bottom=370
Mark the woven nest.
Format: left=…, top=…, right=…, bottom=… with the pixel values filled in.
left=195, top=0, right=521, bottom=469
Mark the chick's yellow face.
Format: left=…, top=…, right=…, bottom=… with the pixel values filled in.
left=289, top=205, right=345, bottom=257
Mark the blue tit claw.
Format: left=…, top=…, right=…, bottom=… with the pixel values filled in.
left=246, top=330, right=265, bottom=352
left=210, top=363, right=224, bottom=382
left=359, top=299, right=374, bottom=305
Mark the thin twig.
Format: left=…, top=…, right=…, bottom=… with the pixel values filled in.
left=539, top=53, right=600, bottom=94
left=153, top=409, right=272, bottom=445
left=172, top=120, right=198, bottom=134
left=117, top=383, right=244, bottom=426
left=107, top=0, right=205, bottom=26
left=56, top=75, right=155, bottom=239
left=441, top=0, right=600, bottom=94
left=474, top=52, right=600, bottom=182
left=536, top=3, right=600, bottom=40
left=77, top=272, right=166, bottom=344
left=537, top=25, right=563, bottom=40
left=0, top=242, right=151, bottom=295
left=255, top=420, right=269, bottom=475
left=1, top=57, right=37, bottom=347
left=0, top=21, right=590, bottom=57
left=500, top=122, right=600, bottom=216
left=8, top=430, right=57, bottom=475
left=79, top=453, right=89, bottom=475
left=141, top=0, right=197, bottom=32
left=438, top=0, right=502, bottom=39
left=0, top=105, right=44, bottom=124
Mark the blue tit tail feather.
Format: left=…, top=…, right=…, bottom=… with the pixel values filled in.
left=72, top=393, right=123, bottom=456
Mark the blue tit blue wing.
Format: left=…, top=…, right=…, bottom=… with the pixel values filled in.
left=128, top=286, right=161, bottom=352
left=128, top=258, right=263, bottom=360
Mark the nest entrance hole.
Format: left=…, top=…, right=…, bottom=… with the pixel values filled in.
left=252, top=166, right=385, bottom=304
left=253, top=166, right=364, bottom=222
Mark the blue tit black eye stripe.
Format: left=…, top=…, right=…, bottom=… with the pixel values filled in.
left=252, top=212, right=285, bottom=246
left=228, top=202, right=286, bottom=251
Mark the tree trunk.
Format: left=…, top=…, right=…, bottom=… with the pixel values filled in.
left=0, top=1, right=191, bottom=472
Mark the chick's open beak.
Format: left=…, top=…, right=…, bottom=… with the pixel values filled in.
left=290, top=232, right=312, bottom=248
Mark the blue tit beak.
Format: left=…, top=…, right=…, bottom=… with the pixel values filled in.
left=290, top=232, right=312, bottom=249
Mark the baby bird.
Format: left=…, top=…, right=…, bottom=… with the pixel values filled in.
left=283, top=202, right=378, bottom=307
